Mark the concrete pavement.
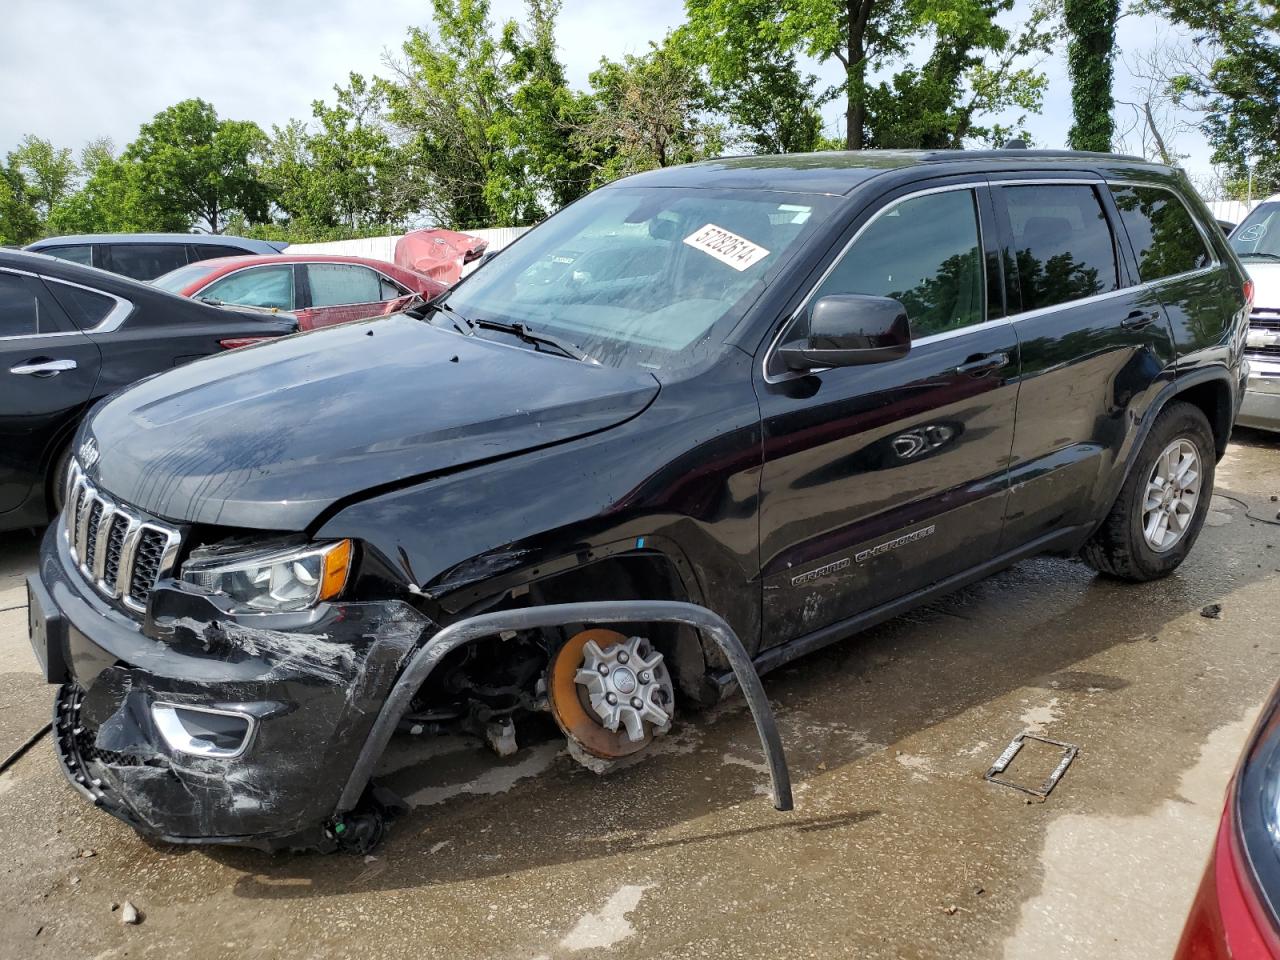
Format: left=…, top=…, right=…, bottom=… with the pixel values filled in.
left=0, top=431, right=1277, bottom=959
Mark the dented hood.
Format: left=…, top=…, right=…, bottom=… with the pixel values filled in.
left=82, top=315, right=659, bottom=530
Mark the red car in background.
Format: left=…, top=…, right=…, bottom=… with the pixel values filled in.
left=152, top=254, right=446, bottom=330
left=1176, top=679, right=1280, bottom=958
left=395, top=228, right=488, bottom=285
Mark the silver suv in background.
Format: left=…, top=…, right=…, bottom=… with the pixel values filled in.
left=24, top=233, right=287, bottom=281
left=1229, top=198, right=1280, bottom=431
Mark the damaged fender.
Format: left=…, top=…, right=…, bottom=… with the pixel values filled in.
left=337, top=599, right=793, bottom=819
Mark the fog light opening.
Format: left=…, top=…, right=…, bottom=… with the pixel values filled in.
left=151, top=703, right=255, bottom=759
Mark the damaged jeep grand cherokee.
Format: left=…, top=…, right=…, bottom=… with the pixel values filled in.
left=28, top=149, right=1250, bottom=851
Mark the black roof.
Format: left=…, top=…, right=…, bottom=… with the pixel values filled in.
left=615, top=149, right=1172, bottom=196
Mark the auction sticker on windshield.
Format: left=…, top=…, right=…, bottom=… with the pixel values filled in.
left=684, top=223, right=770, bottom=271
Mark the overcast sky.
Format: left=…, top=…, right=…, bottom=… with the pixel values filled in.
left=2, top=0, right=1213, bottom=181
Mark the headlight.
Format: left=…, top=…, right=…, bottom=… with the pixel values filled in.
left=180, top=539, right=352, bottom=612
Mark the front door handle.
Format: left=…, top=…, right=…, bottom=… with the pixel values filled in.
left=1121, top=310, right=1160, bottom=331
left=955, top=351, right=1010, bottom=377
left=10, top=358, right=77, bottom=377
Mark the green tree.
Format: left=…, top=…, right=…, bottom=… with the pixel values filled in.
left=678, top=3, right=828, bottom=153
left=1064, top=0, right=1120, bottom=151
left=867, top=0, right=1058, bottom=148
left=124, top=99, right=271, bottom=233
left=7, top=135, right=77, bottom=222
left=682, top=0, right=1054, bottom=151
left=577, top=39, right=726, bottom=182
left=263, top=74, right=416, bottom=239
left=0, top=162, right=39, bottom=245
left=1142, top=0, right=1280, bottom=187
left=45, top=139, right=158, bottom=234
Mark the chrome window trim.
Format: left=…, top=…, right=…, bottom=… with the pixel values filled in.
left=762, top=180, right=992, bottom=384
left=42, top=275, right=134, bottom=334
left=760, top=173, right=1225, bottom=385
left=0, top=267, right=133, bottom=341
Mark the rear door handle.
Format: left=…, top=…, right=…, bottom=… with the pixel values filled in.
left=1121, top=310, right=1160, bottom=331
left=10, top=358, right=77, bottom=377
left=955, top=351, right=1010, bottom=377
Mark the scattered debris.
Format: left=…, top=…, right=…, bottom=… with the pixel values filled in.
left=1200, top=603, right=1223, bottom=620
left=120, top=901, right=140, bottom=925
left=69, top=875, right=79, bottom=886
left=78, top=849, right=95, bottom=859
left=944, top=904, right=959, bottom=916
left=985, top=733, right=1078, bottom=798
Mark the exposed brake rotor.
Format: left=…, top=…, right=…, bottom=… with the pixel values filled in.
left=548, top=628, right=674, bottom=760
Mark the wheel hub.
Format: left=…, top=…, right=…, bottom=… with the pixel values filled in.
left=548, top=628, right=675, bottom=760
left=1141, top=437, right=1202, bottom=552
left=574, top=636, right=673, bottom=742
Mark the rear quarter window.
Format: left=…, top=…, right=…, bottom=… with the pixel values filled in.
left=45, top=281, right=118, bottom=330
left=1109, top=185, right=1213, bottom=282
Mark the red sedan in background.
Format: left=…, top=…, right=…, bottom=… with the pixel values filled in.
left=1176, top=679, right=1280, bottom=958
left=152, top=254, right=446, bottom=330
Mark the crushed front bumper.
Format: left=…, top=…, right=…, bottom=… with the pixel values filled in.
left=29, top=524, right=431, bottom=851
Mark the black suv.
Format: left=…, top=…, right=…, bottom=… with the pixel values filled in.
left=27, top=150, right=1249, bottom=851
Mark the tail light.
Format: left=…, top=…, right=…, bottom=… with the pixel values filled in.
left=1245, top=278, right=1256, bottom=312
left=219, top=336, right=276, bottom=350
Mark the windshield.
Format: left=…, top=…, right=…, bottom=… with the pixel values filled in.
left=1230, top=202, right=1280, bottom=259
left=440, top=186, right=834, bottom=371
left=151, top=261, right=222, bottom=294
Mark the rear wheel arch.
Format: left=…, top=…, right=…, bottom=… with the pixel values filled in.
left=1170, top=376, right=1233, bottom=460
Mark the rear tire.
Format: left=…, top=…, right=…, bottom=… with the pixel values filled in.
left=1081, top=402, right=1215, bottom=582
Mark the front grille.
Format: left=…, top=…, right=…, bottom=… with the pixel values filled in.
left=1250, top=307, right=1280, bottom=329
left=1247, top=343, right=1280, bottom=359
left=65, top=462, right=181, bottom=614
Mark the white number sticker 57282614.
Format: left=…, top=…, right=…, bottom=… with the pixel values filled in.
left=683, top=223, right=771, bottom=272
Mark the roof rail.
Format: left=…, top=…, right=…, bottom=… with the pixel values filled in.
left=918, top=148, right=1151, bottom=163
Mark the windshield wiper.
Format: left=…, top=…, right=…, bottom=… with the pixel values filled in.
left=1239, top=251, right=1280, bottom=262
left=427, top=299, right=475, bottom=334
left=472, top=318, right=595, bottom=363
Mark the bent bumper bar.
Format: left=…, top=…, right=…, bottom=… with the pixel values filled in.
left=335, top=600, right=793, bottom=818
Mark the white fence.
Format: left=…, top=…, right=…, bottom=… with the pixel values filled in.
left=286, top=226, right=531, bottom=261
left=1208, top=200, right=1262, bottom=227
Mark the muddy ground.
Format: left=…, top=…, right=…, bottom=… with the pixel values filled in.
left=0, top=431, right=1277, bottom=959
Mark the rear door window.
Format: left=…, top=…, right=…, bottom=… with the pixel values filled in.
left=1110, top=184, right=1214, bottom=282
left=811, top=188, right=987, bottom=338
left=40, top=245, right=93, bottom=267
left=0, top=272, right=73, bottom=337
left=104, top=244, right=190, bottom=280
left=1000, top=184, right=1119, bottom=312
left=307, top=264, right=383, bottom=306
left=201, top=265, right=295, bottom=309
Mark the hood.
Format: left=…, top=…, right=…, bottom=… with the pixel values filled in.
left=1244, top=260, right=1280, bottom=309
left=82, top=315, right=659, bottom=530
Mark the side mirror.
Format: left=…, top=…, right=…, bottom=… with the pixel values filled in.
left=778, top=294, right=911, bottom=371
